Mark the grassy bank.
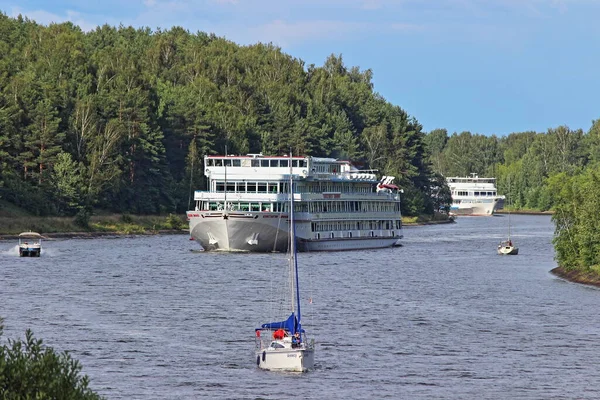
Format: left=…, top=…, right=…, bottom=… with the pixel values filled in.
left=0, top=200, right=187, bottom=237
left=402, top=213, right=455, bottom=226
left=551, top=266, right=600, bottom=288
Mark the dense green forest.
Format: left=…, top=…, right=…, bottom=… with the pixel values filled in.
left=0, top=13, right=434, bottom=219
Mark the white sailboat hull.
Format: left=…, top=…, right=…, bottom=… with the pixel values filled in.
left=498, top=245, right=518, bottom=255
left=255, top=347, right=315, bottom=372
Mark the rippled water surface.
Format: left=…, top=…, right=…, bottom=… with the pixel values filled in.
left=2, top=215, right=600, bottom=399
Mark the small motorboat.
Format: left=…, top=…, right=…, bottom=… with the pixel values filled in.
left=18, top=231, right=42, bottom=257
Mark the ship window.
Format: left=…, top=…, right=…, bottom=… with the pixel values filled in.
left=232, top=159, right=241, bottom=167
left=224, top=159, right=232, bottom=167
left=270, top=160, right=279, bottom=167
left=280, top=159, right=288, bottom=167
left=258, top=183, right=267, bottom=193
left=251, top=203, right=260, bottom=211
left=292, top=160, right=299, bottom=167
left=215, top=159, right=223, bottom=166
left=206, top=159, right=214, bottom=166
left=261, top=160, right=269, bottom=167
left=474, top=192, right=479, bottom=196
left=251, top=160, right=260, bottom=167
left=226, top=183, right=235, bottom=192
left=300, top=160, right=307, bottom=168
left=216, top=182, right=225, bottom=192
left=269, top=183, right=278, bottom=193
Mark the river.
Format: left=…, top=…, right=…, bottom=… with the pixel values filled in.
left=2, top=214, right=600, bottom=399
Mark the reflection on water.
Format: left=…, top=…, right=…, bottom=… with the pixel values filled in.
left=1, top=215, right=600, bottom=399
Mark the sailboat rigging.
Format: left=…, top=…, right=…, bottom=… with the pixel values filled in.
left=254, top=152, right=315, bottom=372
left=497, top=178, right=518, bottom=255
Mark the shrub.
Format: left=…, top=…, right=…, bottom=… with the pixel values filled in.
left=74, top=208, right=91, bottom=229
left=0, top=318, right=102, bottom=399
left=165, top=213, right=184, bottom=230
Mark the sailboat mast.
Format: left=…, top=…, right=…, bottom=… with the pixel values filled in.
left=224, top=145, right=227, bottom=208
left=289, top=151, right=301, bottom=329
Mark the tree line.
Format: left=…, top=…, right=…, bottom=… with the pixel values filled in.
left=423, top=121, right=600, bottom=272
left=0, top=13, right=435, bottom=218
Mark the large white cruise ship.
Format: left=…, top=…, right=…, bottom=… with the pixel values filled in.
left=446, top=174, right=505, bottom=216
left=186, top=154, right=403, bottom=252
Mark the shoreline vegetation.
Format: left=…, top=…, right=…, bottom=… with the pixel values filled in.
left=0, top=212, right=188, bottom=240
left=550, top=266, right=600, bottom=288
left=0, top=208, right=454, bottom=239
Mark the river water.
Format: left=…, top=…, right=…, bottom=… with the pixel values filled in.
left=1, top=214, right=600, bottom=399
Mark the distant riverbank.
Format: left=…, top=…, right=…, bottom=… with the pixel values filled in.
left=495, top=209, right=553, bottom=216
left=550, top=266, right=600, bottom=288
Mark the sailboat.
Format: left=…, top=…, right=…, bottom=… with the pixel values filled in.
left=254, top=153, right=315, bottom=372
left=497, top=183, right=518, bottom=255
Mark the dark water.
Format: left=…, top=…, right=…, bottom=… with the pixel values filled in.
left=2, top=215, right=600, bottom=399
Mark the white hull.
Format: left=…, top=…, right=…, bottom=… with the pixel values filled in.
left=255, top=347, right=315, bottom=372
left=188, top=211, right=403, bottom=252
left=19, top=243, right=41, bottom=257
left=450, top=198, right=500, bottom=216
left=498, top=245, right=518, bottom=255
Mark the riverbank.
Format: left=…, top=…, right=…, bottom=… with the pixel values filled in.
left=0, top=213, right=187, bottom=240
left=495, top=209, right=553, bottom=215
left=401, top=213, right=455, bottom=226
left=550, top=266, right=600, bottom=288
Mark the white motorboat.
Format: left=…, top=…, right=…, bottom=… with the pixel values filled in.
left=254, top=154, right=315, bottom=372
left=18, top=231, right=42, bottom=257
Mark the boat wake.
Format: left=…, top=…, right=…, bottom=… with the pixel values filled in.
left=2, top=245, right=21, bottom=256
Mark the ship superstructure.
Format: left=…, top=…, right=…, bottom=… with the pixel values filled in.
left=187, top=154, right=403, bottom=252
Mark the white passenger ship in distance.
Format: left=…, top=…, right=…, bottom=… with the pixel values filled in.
left=186, top=154, right=403, bottom=252
left=446, top=174, right=505, bottom=216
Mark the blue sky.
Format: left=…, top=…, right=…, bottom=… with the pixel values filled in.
left=2, top=0, right=599, bottom=136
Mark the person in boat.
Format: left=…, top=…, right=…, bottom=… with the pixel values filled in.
left=508, top=239, right=512, bottom=247
left=291, top=332, right=301, bottom=348
left=273, top=328, right=286, bottom=340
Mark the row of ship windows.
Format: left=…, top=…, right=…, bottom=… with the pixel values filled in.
left=314, top=231, right=399, bottom=239
left=453, top=191, right=497, bottom=196
left=197, top=201, right=400, bottom=213
left=311, top=220, right=402, bottom=231
left=206, top=158, right=309, bottom=168
left=213, top=181, right=372, bottom=194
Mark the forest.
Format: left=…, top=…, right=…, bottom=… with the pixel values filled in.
left=0, top=13, right=434, bottom=219
left=1, top=13, right=599, bottom=271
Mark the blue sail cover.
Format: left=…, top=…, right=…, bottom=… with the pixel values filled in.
left=257, top=312, right=304, bottom=334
